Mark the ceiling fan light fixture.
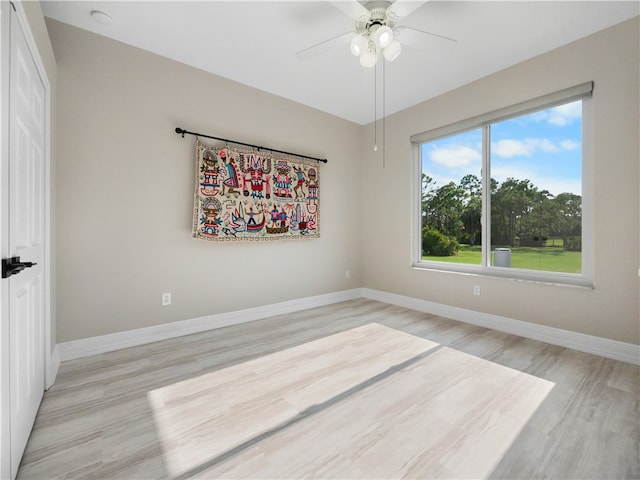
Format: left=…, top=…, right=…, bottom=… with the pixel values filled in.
left=373, top=25, right=394, bottom=48
left=360, top=50, right=378, bottom=68
left=383, top=40, right=402, bottom=61
left=350, top=35, right=367, bottom=56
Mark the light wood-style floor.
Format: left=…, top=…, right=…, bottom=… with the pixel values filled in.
left=17, top=299, right=640, bottom=479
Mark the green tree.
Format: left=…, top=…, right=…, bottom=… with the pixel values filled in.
left=430, top=182, right=466, bottom=238
left=421, top=174, right=437, bottom=228
left=554, top=192, right=582, bottom=250
left=491, top=178, right=537, bottom=246
left=459, top=174, right=481, bottom=244
left=519, top=188, right=558, bottom=246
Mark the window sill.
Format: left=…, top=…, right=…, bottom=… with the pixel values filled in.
left=412, top=261, right=594, bottom=289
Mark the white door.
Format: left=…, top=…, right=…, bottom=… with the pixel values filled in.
left=6, top=8, right=46, bottom=478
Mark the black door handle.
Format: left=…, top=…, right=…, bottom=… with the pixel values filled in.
left=2, top=256, right=37, bottom=279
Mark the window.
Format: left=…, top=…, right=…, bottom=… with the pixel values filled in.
left=412, top=83, right=593, bottom=286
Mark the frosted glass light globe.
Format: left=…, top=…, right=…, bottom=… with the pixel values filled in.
left=360, top=50, right=378, bottom=68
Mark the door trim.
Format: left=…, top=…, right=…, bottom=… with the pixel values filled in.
left=0, top=1, right=53, bottom=478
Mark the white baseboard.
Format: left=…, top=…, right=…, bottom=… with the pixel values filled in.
left=46, top=345, right=60, bottom=389
left=58, top=288, right=365, bottom=362
left=362, top=288, right=640, bottom=365
left=57, top=286, right=639, bottom=366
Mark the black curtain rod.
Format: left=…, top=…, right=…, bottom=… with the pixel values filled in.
left=175, top=127, right=328, bottom=164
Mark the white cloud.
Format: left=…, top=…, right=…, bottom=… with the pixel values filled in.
left=534, top=138, right=560, bottom=153
left=533, top=101, right=582, bottom=127
left=491, top=137, right=579, bottom=158
left=429, top=145, right=481, bottom=168
left=492, top=139, right=531, bottom=158
left=560, top=139, right=579, bottom=150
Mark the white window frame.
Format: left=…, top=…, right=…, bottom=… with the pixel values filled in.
left=411, top=82, right=594, bottom=288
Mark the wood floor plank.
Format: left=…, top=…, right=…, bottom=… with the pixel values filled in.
left=16, top=299, right=640, bottom=479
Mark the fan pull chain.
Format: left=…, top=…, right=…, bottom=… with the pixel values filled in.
left=373, top=61, right=378, bottom=152
left=382, top=59, right=386, bottom=168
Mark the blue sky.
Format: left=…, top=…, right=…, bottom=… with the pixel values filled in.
left=422, top=101, right=582, bottom=196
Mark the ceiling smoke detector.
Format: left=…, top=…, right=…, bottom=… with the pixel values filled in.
left=90, top=10, right=112, bottom=26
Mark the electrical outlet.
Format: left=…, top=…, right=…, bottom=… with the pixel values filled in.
left=473, top=285, right=481, bottom=296
left=162, top=292, right=172, bottom=306
left=345, top=270, right=351, bottom=280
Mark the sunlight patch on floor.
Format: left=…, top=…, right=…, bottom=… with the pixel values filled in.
left=194, top=346, right=554, bottom=479
left=147, top=323, right=439, bottom=478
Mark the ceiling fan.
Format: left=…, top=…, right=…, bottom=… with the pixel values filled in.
left=296, top=0, right=457, bottom=67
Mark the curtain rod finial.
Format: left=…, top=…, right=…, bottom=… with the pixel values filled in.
left=175, top=127, right=185, bottom=138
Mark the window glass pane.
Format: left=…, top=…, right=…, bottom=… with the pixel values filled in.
left=489, top=101, right=582, bottom=273
left=421, top=129, right=482, bottom=264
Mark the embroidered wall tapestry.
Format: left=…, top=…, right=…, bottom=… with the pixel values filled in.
left=192, top=139, right=320, bottom=242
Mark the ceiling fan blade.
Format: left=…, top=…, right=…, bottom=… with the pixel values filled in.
left=395, top=25, right=458, bottom=49
left=295, top=31, right=353, bottom=61
left=389, top=0, right=428, bottom=19
left=329, top=1, right=370, bottom=20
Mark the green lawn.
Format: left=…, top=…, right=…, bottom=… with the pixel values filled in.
left=422, top=244, right=581, bottom=274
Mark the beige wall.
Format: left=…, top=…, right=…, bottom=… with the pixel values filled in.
left=46, top=19, right=363, bottom=342
left=362, top=17, right=640, bottom=345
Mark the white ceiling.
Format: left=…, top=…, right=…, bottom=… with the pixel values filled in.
left=41, top=1, right=639, bottom=125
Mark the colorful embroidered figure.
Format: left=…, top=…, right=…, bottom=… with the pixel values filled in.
left=230, top=213, right=246, bottom=232
left=307, top=214, right=317, bottom=231
left=245, top=203, right=266, bottom=233
left=298, top=214, right=308, bottom=235
left=270, top=205, right=279, bottom=226
left=240, top=154, right=271, bottom=199
left=278, top=207, right=288, bottom=227
left=290, top=204, right=301, bottom=231
left=221, top=151, right=240, bottom=196
left=247, top=206, right=257, bottom=226
left=226, top=203, right=247, bottom=234
left=200, top=150, right=220, bottom=197
left=306, top=167, right=318, bottom=201
left=293, top=165, right=306, bottom=199
left=273, top=161, right=293, bottom=199
left=200, top=197, right=222, bottom=236
left=266, top=203, right=292, bottom=234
